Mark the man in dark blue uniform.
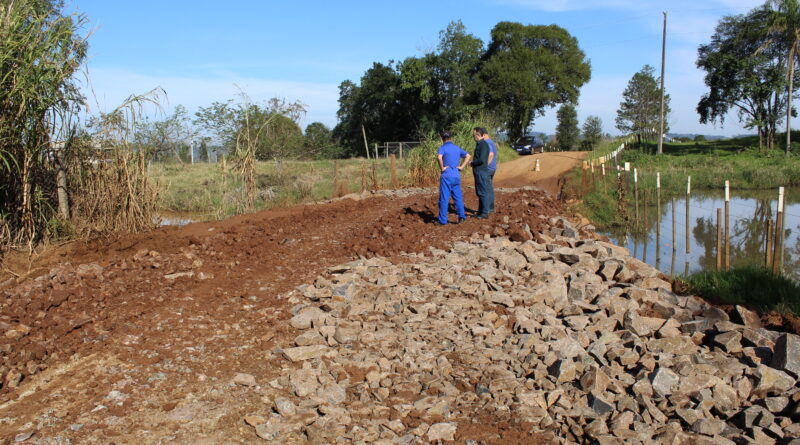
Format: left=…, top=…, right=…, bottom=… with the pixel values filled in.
left=436, top=131, right=470, bottom=225
left=482, top=128, right=497, bottom=214
left=471, top=127, right=491, bottom=218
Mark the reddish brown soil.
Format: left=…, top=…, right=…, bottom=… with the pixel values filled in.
left=0, top=188, right=564, bottom=443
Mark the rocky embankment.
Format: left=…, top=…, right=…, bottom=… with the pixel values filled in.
left=244, top=218, right=800, bottom=444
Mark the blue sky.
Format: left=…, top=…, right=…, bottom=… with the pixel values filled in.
left=71, top=0, right=765, bottom=137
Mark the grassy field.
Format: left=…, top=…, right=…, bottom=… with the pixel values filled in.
left=150, top=157, right=409, bottom=220
left=566, top=136, right=800, bottom=230
left=620, top=137, right=800, bottom=194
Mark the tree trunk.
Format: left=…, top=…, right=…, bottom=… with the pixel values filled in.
left=787, top=44, right=796, bottom=155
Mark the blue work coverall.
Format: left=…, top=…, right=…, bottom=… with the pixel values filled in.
left=437, top=142, right=468, bottom=225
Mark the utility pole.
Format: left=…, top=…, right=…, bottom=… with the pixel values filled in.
left=658, top=11, right=667, bottom=155
left=190, top=137, right=194, bottom=164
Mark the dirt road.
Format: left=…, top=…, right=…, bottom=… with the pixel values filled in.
left=0, top=187, right=568, bottom=444
left=463, top=151, right=587, bottom=196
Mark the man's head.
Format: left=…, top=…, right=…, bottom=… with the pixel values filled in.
left=472, top=127, right=486, bottom=141
left=440, top=131, right=452, bottom=142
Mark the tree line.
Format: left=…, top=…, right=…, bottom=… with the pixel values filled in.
left=333, top=20, right=592, bottom=156
left=696, top=0, right=800, bottom=153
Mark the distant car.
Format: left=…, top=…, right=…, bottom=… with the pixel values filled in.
left=512, top=136, right=544, bottom=155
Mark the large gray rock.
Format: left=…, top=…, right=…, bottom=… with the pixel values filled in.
left=732, top=305, right=762, bottom=329
left=650, top=367, right=680, bottom=397
left=771, top=333, right=800, bottom=378
left=289, top=306, right=325, bottom=330
left=282, top=345, right=331, bottom=362
left=753, top=365, right=795, bottom=397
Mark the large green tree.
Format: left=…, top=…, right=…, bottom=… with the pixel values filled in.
left=616, top=65, right=671, bottom=145
left=556, top=104, right=579, bottom=151
left=134, top=105, right=194, bottom=162
left=334, top=21, right=485, bottom=156
left=697, top=7, right=788, bottom=150
left=471, top=22, right=591, bottom=141
left=194, top=97, right=306, bottom=161
left=763, top=0, right=800, bottom=154
left=582, top=116, right=603, bottom=149
left=305, top=122, right=342, bottom=159
left=332, top=62, right=417, bottom=157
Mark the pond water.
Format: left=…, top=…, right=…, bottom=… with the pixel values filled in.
left=156, top=213, right=198, bottom=226
left=603, top=188, right=800, bottom=281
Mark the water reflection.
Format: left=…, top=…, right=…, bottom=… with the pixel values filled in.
left=605, top=189, right=799, bottom=281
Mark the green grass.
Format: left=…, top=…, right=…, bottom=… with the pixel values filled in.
left=685, top=266, right=800, bottom=315
left=621, top=137, right=800, bottom=194
left=585, top=138, right=625, bottom=163
left=149, top=157, right=408, bottom=220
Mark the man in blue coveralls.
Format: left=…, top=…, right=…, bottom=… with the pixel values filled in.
left=436, top=131, right=471, bottom=225
left=481, top=128, right=497, bottom=214
left=470, top=127, right=491, bottom=218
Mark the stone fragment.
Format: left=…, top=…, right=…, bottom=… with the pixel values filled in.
left=772, top=333, right=800, bottom=377
left=333, top=326, right=359, bottom=344
left=754, top=365, right=795, bottom=397
left=589, top=392, right=614, bottom=415
left=274, top=398, right=297, bottom=417
left=580, top=366, right=610, bottom=393
left=244, top=415, right=266, bottom=426
left=598, top=261, right=620, bottom=282
left=691, top=418, right=725, bottom=436
left=290, top=367, right=319, bottom=397
left=282, top=345, right=330, bottom=362
left=713, top=330, right=743, bottom=353
left=233, top=373, right=257, bottom=387
left=732, top=305, right=762, bottom=329
left=548, top=359, right=577, bottom=383
left=289, top=307, right=325, bottom=330
left=14, top=432, right=33, bottom=443
left=762, top=396, right=790, bottom=414
left=650, top=367, right=680, bottom=397
left=426, top=422, right=457, bottom=441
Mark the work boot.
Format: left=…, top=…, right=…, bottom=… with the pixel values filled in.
left=456, top=217, right=466, bottom=224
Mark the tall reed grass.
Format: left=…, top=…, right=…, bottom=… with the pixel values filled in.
left=406, top=116, right=518, bottom=186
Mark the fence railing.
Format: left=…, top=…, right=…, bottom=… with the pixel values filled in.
left=373, top=141, right=421, bottom=159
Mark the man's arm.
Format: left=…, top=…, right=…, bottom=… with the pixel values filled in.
left=458, top=153, right=471, bottom=170
left=438, top=154, right=447, bottom=172
left=487, top=150, right=495, bottom=166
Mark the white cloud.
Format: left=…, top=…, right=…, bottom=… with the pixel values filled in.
left=83, top=67, right=341, bottom=129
